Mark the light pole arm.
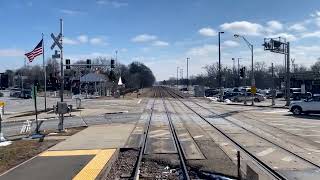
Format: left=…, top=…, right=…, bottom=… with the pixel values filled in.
left=241, top=36, right=253, bottom=51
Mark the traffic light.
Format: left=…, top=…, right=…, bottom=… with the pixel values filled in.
left=86, top=59, right=91, bottom=69
left=240, top=67, right=245, bottom=78
left=111, top=59, right=115, bottom=69
left=65, top=59, right=70, bottom=69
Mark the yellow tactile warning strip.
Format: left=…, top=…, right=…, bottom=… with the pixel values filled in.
left=39, top=149, right=100, bottom=157
left=38, top=149, right=116, bottom=180
left=73, top=149, right=116, bottom=180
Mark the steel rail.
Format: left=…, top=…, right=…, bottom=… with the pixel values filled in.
left=132, top=87, right=157, bottom=180
left=163, top=86, right=286, bottom=180
left=160, top=89, right=191, bottom=180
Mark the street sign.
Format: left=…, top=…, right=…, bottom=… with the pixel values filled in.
left=50, top=33, right=62, bottom=50
left=251, top=86, right=257, bottom=94
left=0, top=101, right=5, bottom=107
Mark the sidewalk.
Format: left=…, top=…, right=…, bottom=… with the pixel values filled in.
left=0, top=123, right=136, bottom=180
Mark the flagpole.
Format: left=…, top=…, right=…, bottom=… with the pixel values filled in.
left=42, top=33, right=47, bottom=111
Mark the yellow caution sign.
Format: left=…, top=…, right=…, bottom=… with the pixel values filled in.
left=251, top=86, right=257, bottom=94
left=0, top=101, right=5, bottom=107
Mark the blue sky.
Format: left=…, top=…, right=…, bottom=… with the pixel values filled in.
left=1, top=0, right=320, bottom=80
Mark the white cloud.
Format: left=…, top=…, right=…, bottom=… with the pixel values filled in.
left=301, top=31, right=320, bottom=38
left=152, top=41, right=169, bottom=47
left=310, top=10, right=320, bottom=17
left=77, top=35, right=88, bottom=43
left=269, top=33, right=297, bottom=41
left=288, top=23, right=306, bottom=32
left=131, top=34, right=157, bottom=43
left=223, top=40, right=239, bottom=47
left=187, top=44, right=217, bottom=57
left=220, top=21, right=263, bottom=36
left=96, top=0, right=128, bottom=8
left=90, top=37, right=107, bottom=45
left=0, top=48, right=24, bottom=57
left=266, top=20, right=283, bottom=32
left=64, top=37, right=79, bottom=45
left=198, top=27, right=217, bottom=37
left=60, top=9, right=83, bottom=15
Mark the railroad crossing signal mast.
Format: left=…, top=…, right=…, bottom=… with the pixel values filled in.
left=263, top=37, right=290, bottom=106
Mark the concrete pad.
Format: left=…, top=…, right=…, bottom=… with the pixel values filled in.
left=50, top=124, right=135, bottom=150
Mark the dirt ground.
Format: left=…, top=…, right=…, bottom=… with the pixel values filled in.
left=0, top=139, right=60, bottom=174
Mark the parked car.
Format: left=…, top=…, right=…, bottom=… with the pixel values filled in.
left=205, top=88, right=219, bottom=97
left=289, top=95, right=320, bottom=115
left=20, top=89, right=32, bottom=99
left=231, top=93, right=266, bottom=102
left=10, top=88, right=21, bottom=97
left=223, top=92, right=241, bottom=100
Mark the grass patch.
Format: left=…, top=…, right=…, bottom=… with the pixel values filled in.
left=0, top=140, right=60, bottom=174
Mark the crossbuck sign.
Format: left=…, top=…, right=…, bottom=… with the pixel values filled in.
left=50, top=33, right=62, bottom=50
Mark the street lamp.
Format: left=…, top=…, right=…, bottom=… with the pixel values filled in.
left=234, top=34, right=255, bottom=105
left=218, top=31, right=224, bottom=102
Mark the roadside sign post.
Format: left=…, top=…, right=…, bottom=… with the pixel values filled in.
left=32, top=85, right=40, bottom=135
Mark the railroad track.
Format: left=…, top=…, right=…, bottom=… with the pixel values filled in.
left=132, top=87, right=190, bottom=180
left=162, top=86, right=320, bottom=180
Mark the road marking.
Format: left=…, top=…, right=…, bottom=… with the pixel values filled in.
left=193, top=135, right=204, bottom=139
left=257, top=148, right=275, bottom=157
left=73, top=149, right=116, bottom=180
left=281, top=156, right=293, bottom=162
left=137, top=99, right=142, bottom=104
left=263, top=110, right=288, bottom=114
left=39, top=149, right=100, bottom=156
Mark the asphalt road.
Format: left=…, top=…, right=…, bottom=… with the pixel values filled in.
left=2, top=113, right=141, bottom=138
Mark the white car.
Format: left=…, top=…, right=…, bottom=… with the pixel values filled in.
left=289, top=96, right=320, bottom=115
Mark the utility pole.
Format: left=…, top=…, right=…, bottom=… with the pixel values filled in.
left=176, top=67, right=179, bottom=89
left=232, top=58, right=235, bottom=87
left=180, top=68, right=183, bottom=86
left=272, top=63, right=275, bottom=106
left=187, top=58, right=189, bottom=91
left=218, top=32, right=224, bottom=102
left=238, top=58, right=241, bottom=87
left=286, top=42, right=290, bottom=106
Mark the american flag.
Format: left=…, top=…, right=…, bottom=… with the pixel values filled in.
left=24, top=39, right=43, bottom=62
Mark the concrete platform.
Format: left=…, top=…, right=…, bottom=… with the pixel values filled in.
left=50, top=123, right=135, bottom=151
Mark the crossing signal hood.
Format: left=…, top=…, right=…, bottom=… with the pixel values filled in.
left=240, top=67, right=245, bottom=78
left=65, top=59, right=70, bottom=69
left=86, top=59, right=91, bottom=69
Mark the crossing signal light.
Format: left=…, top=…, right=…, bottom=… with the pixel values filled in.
left=111, top=59, right=115, bottom=68
left=86, top=59, right=91, bottom=69
left=65, top=59, right=70, bottom=69
left=240, top=67, right=245, bottom=78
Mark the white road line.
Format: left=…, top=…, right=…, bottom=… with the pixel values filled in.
left=263, top=110, right=289, bottom=114
left=193, top=135, right=204, bottom=139
left=256, top=148, right=275, bottom=157
left=137, top=99, right=142, bottom=104
left=281, top=156, right=293, bottom=162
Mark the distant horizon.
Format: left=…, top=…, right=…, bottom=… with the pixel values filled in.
left=1, top=0, right=320, bottom=80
